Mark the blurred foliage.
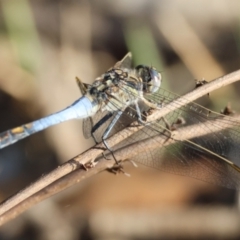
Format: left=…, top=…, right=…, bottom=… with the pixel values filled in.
left=2, top=0, right=41, bottom=73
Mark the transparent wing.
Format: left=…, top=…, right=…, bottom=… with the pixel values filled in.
left=83, top=106, right=142, bottom=143
left=127, top=121, right=240, bottom=189
left=114, top=52, right=132, bottom=69
left=82, top=117, right=93, bottom=139
left=102, top=86, right=240, bottom=189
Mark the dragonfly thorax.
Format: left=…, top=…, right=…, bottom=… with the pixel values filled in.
left=87, top=65, right=162, bottom=113
left=88, top=67, right=141, bottom=112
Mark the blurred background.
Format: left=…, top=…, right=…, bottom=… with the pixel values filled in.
left=1, top=0, right=240, bottom=239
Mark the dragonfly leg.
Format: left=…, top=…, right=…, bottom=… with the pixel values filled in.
left=135, top=101, right=144, bottom=123
left=88, top=112, right=118, bottom=161
left=92, top=142, right=112, bottom=161
left=160, top=117, right=175, bottom=140
left=90, top=112, right=114, bottom=144
left=134, top=101, right=155, bottom=126
left=101, top=151, right=112, bottom=161
left=160, top=116, right=185, bottom=139
left=102, top=110, right=124, bottom=164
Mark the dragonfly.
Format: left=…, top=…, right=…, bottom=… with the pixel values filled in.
left=1, top=53, right=240, bottom=189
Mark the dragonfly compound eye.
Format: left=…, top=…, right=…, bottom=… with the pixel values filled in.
left=135, top=65, right=162, bottom=94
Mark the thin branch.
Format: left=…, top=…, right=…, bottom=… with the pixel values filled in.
left=0, top=69, right=240, bottom=225
left=0, top=160, right=114, bottom=226
left=1, top=112, right=240, bottom=226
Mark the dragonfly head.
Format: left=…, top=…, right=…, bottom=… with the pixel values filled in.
left=135, top=65, right=162, bottom=94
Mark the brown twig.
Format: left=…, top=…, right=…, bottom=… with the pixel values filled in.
left=0, top=160, right=114, bottom=225
left=0, top=69, right=240, bottom=225
left=1, top=112, right=240, bottom=225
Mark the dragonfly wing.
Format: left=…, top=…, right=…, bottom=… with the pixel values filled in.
left=82, top=117, right=93, bottom=139
left=83, top=106, right=140, bottom=143
left=114, top=52, right=132, bottom=69
left=131, top=138, right=240, bottom=189
left=105, top=87, right=240, bottom=189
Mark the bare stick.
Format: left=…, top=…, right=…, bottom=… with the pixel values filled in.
left=0, top=69, right=240, bottom=223
left=0, top=160, right=114, bottom=226
left=1, top=112, right=240, bottom=226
